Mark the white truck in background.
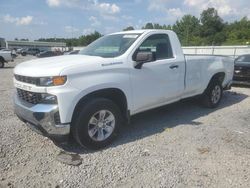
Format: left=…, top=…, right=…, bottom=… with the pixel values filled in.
left=0, top=50, right=13, bottom=68
left=13, top=30, right=234, bottom=149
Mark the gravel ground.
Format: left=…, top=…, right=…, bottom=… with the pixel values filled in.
left=0, top=55, right=250, bottom=188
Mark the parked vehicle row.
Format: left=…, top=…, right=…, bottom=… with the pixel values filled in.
left=21, top=48, right=40, bottom=56
left=63, top=50, right=80, bottom=55
left=0, top=47, right=80, bottom=67
left=36, top=50, right=63, bottom=58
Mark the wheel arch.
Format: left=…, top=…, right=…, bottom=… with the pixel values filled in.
left=202, top=72, right=225, bottom=108
left=0, top=56, right=5, bottom=62
left=206, top=72, right=225, bottom=90
left=211, top=72, right=225, bottom=83
left=71, top=88, right=130, bottom=125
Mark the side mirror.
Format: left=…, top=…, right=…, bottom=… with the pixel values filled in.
left=134, top=51, right=155, bottom=69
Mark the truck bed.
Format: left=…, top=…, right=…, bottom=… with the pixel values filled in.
left=183, top=54, right=234, bottom=98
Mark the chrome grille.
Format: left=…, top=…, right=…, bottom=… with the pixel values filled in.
left=15, top=74, right=38, bottom=85
left=17, top=88, right=41, bottom=104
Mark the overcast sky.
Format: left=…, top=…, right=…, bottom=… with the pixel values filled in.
left=0, top=0, right=250, bottom=40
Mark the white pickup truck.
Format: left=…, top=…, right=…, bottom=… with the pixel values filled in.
left=0, top=50, right=13, bottom=68
left=13, top=30, right=234, bottom=149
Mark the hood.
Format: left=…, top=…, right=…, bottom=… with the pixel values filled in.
left=235, top=61, right=250, bottom=68
left=14, top=55, right=104, bottom=77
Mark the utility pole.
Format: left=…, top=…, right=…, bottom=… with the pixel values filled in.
left=186, top=25, right=189, bottom=46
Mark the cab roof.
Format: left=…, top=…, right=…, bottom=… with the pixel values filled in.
left=109, top=29, right=171, bottom=35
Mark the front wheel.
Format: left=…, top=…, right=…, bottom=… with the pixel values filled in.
left=72, top=98, right=123, bottom=149
left=202, top=81, right=223, bottom=108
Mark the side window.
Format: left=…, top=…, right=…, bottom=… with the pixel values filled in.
left=137, top=34, right=173, bottom=60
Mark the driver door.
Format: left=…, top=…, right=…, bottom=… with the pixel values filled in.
left=130, top=33, right=185, bottom=113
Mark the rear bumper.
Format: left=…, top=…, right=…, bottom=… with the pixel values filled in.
left=14, top=94, right=70, bottom=142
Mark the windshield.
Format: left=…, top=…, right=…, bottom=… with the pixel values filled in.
left=79, top=34, right=140, bottom=58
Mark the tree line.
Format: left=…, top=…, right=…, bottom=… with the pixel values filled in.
left=37, top=8, right=250, bottom=47
left=37, top=31, right=102, bottom=47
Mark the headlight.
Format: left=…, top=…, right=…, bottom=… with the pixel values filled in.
left=38, top=76, right=67, bottom=86
left=40, top=93, right=57, bottom=104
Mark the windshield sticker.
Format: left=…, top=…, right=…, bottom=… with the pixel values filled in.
left=123, top=35, right=138, bottom=39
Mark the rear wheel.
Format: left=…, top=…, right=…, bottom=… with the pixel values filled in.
left=202, top=80, right=223, bottom=108
left=72, top=98, right=122, bottom=149
left=21, top=52, right=26, bottom=56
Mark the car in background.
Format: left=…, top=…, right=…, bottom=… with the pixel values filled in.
left=233, top=54, right=250, bottom=85
left=0, top=48, right=17, bottom=58
left=11, top=49, right=17, bottom=58
left=16, top=48, right=24, bottom=54
left=0, top=50, right=13, bottom=68
left=21, top=48, right=40, bottom=56
left=36, top=50, right=62, bottom=58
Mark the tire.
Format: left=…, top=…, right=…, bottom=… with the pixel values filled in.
left=21, top=52, right=26, bottom=56
left=0, top=59, right=4, bottom=68
left=72, top=98, right=123, bottom=149
left=202, top=80, right=223, bottom=108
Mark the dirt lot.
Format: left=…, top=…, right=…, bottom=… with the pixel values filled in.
left=0, top=56, right=250, bottom=188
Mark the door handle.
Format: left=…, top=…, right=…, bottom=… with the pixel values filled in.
left=169, top=65, right=179, bottom=69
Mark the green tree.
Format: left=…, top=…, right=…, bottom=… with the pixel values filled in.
left=142, top=23, right=171, bottom=30
left=200, top=8, right=225, bottom=45
left=37, top=31, right=102, bottom=47
left=223, top=17, right=250, bottom=45
left=142, top=23, right=154, bottom=29
left=123, top=26, right=134, bottom=31
left=163, top=24, right=172, bottom=30
left=79, top=31, right=102, bottom=46
left=172, top=15, right=201, bottom=46
left=153, top=23, right=163, bottom=29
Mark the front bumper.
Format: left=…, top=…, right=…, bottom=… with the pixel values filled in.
left=233, top=76, right=250, bottom=86
left=232, top=80, right=250, bottom=86
left=14, top=94, right=70, bottom=142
